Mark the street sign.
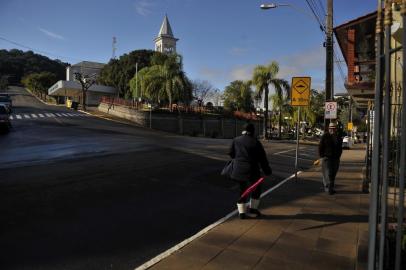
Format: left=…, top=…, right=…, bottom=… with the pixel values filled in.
left=325, top=101, right=337, bottom=119
left=291, top=77, right=311, bottom=106
left=347, top=122, right=353, bottom=131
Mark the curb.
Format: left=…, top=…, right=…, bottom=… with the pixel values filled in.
left=134, top=171, right=302, bottom=270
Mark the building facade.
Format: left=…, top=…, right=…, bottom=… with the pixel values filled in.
left=48, top=61, right=116, bottom=106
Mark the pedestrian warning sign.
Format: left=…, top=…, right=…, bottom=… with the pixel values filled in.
left=291, top=77, right=311, bottom=106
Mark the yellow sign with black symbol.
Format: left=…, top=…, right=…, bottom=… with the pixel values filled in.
left=291, top=77, right=311, bottom=106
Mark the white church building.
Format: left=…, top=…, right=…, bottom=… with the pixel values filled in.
left=48, top=15, right=178, bottom=106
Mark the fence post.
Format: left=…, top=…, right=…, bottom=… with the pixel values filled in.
left=203, top=118, right=206, bottom=137
left=179, top=116, right=183, bottom=135
left=235, top=118, right=237, bottom=137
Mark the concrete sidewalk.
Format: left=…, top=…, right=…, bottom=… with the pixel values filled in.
left=141, top=146, right=369, bottom=270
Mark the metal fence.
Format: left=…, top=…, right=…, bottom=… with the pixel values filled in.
left=100, top=96, right=260, bottom=120
left=367, top=1, right=406, bottom=269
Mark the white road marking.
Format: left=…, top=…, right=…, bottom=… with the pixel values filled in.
left=273, top=149, right=296, bottom=155
left=31, top=114, right=38, bottom=118
left=38, top=114, right=45, bottom=117
left=16, top=115, right=22, bottom=119
left=61, top=113, right=69, bottom=116
left=55, top=113, right=63, bottom=117
left=23, top=114, right=30, bottom=119
left=134, top=171, right=302, bottom=270
left=49, top=113, right=56, bottom=117
left=9, top=116, right=13, bottom=120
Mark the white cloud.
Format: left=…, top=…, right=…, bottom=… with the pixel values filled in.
left=134, top=0, right=155, bottom=16
left=38, top=27, right=65, bottom=40
left=197, top=47, right=342, bottom=91
left=229, top=65, right=255, bottom=81
left=229, top=47, right=248, bottom=56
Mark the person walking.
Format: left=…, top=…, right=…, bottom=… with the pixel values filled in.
left=228, top=123, right=272, bottom=219
left=318, top=122, right=343, bottom=195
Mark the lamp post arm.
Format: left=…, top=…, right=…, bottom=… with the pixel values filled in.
left=261, top=3, right=325, bottom=32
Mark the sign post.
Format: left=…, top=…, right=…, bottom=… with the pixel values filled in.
left=291, top=77, right=311, bottom=181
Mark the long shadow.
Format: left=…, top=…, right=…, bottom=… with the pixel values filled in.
left=260, top=213, right=368, bottom=225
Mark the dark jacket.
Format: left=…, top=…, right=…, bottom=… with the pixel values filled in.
left=319, top=133, right=343, bottom=159
left=228, top=134, right=272, bottom=182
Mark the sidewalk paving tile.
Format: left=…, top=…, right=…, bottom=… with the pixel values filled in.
left=201, top=249, right=261, bottom=270
left=146, top=147, right=369, bottom=270
left=254, top=256, right=306, bottom=270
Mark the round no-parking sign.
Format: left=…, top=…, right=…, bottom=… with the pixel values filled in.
left=325, top=101, right=337, bottom=119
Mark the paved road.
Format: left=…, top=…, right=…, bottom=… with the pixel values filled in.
left=0, top=87, right=319, bottom=270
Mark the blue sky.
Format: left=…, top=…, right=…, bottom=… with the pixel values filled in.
left=0, top=0, right=376, bottom=93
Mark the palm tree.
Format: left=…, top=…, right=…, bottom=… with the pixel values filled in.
left=132, top=54, right=192, bottom=109
left=252, top=61, right=289, bottom=139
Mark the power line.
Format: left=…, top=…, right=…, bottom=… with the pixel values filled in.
left=0, top=35, right=81, bottom=62
left=304, top=0, right=347, bottom=89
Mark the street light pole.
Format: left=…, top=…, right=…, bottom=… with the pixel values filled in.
left=260, top=1, right=334, bottom=131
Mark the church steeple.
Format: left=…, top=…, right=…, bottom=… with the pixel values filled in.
left=154, top=15, right=178, bottom=54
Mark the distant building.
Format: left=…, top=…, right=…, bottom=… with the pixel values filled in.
left=48, top=61, right=116, bottom=106
left=154, top=15, right=178, bottom=54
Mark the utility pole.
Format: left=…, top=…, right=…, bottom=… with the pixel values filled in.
left=324, top=0, right=334, bottom=130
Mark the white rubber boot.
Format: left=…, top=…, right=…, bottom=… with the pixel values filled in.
left=249, top=199, right=261, bottom=217
left=237, top=203, right=246, bottom=219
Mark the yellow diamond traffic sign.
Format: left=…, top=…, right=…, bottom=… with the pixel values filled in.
left=291, top=77, right=311, bottom=106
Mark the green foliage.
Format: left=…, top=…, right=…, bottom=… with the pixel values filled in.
left=223, top=80, right=254, bottom=112
left=130, top=54, right=192, bottom=107
left=21, top=72, right=58, bottom=96
left=98, top=50, right=158, bottom=98
left=0, top=49, right=67, bottom=85
left=252, top=61, right=289, bottom=138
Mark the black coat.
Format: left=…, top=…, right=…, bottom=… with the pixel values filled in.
left=318, top=133, right=343, bottom=159
left=228, top=134, right=272, bottom=182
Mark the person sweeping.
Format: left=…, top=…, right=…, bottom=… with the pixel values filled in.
left=228, top=123, right=272, bottom=219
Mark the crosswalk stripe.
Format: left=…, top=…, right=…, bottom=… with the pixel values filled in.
left=9, top=112, right=89, bottom=120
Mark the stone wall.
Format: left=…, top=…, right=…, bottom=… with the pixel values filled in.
left=98, top=102, right=262, bottom=139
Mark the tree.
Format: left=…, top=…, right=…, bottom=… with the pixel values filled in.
left=252, top=61, right=289, bottom=139
left=99, top=50, right=156, bottom=98
left=132, top=54, right=192, bottom=109
left=74, top=72, right=96, bottom=111
left=0, top=49, right=67, bottom=85
left=21, top=72, right=58, bottom=100
left=191, top=80, right=219, bottom=106
left=223, top=80, right=254, bottom=112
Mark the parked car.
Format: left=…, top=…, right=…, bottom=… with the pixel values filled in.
left=0, top=94, right=12, bottom=113
left=0, top=104, right=11, bottom=132
left=342, top=136, right=352, bottom=149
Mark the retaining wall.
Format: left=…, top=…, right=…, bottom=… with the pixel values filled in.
left=98, top=102, right=262, bottom=139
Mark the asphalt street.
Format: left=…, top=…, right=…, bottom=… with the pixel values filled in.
left=0, top=87, right=319, bottom=270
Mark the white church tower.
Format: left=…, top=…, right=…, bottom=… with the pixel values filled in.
left=154, top=15, right=178, bottom=54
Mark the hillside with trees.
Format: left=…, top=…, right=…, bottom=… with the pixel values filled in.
left=0, top=49, right=68, bottom=85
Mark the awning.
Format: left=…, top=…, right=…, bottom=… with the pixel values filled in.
left=48, top=80, right=117, bottom=96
